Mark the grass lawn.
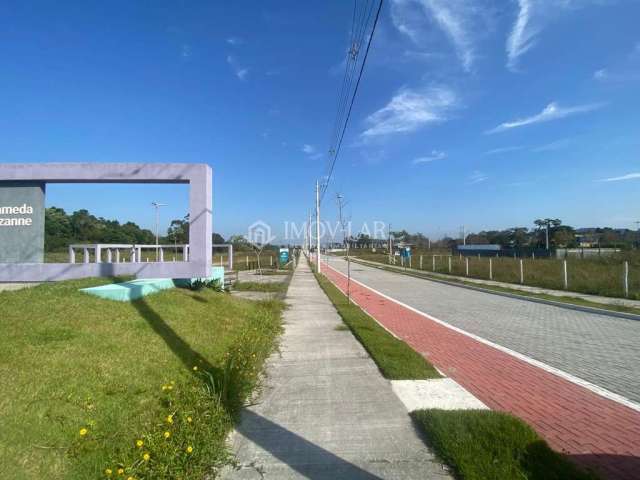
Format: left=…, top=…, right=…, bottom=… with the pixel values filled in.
left=0, top=279, right=284, bottom=480
left=413, top=410, right=598, bottom=480
left=233, top=281, right=288, bottom=293
left=314, top=271, right=440, bottom=380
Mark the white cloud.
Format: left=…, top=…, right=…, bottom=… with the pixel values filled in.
left=302, top=144, right=323, bottom=160
left=391, top=0, right=482, bottom=71
left=599, top=172, right=640, bottom=182
left=532, top=137, right=572, bottom=152
left=226, top=37, right=244, bottom=46
left=484, top=146, right=525, bottom=155
left=593, top=68, right=608, bottom=81
left=506, top=0, right=537, bottom=71
left=361, top=86, right=458, bottom=138
left=181, top=44, right=192, bottom=59
left=506, top=1, right=609, bottom=71
left=468, top=170, right=488, bottom=184
left=413, top=150, right=446, bottom=164
left=486, top=101, right=605, bottom=134
left=226, top=55, right=249, bottom=81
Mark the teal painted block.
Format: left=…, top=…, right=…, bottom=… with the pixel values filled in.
left=80, top=278, right=177, bottom=302
left=80, top=266, right=225, bottom=301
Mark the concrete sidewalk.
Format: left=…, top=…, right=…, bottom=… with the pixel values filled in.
left=221, top=260, right=449, bottom=479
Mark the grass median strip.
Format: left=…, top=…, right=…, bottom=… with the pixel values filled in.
left=0, top=279, right=284, bottom=479
left=413, top=410, right=598, bottom=480
left=314, top=271, right=440, bottom=380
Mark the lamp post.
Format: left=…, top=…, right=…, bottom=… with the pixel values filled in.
left=151, top=202, right=167, bottom=260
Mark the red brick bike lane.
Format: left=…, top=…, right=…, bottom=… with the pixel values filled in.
left=321, top=263, right=640, bottom=480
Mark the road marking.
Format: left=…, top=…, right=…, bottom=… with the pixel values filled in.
left=324, top=261, right=640, bottom=413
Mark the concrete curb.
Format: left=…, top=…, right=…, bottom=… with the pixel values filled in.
left=350, top=258, right=640, bottom=322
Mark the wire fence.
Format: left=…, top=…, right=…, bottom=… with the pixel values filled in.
left=355, top=251, right=640, bottom=300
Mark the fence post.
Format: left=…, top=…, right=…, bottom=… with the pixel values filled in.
left=519, top=259, right=524, bottom=284
left=69, top=246, right=75, bottom=263
left=420, top=255, right=423, bottom=269
left=270, top=256, right=273, bottom=266
left=246, top=255, right=248, bottom=267
left=448, top=256, right=452, bottom=273
left=563, top=260, right=568, bottom=290
left=409, top=256, right=412, bottom=268
left=489, top=258, right=493, bottom=280
left=532, top=252, right=535, bottom=260
left=432, top=255, right=436, bottom=271
left=465, top=257, right=469, bottom=276
left=624, top=261, right=629, bottom=298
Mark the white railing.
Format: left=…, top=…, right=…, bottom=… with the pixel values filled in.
left=68, top=243, right=234, bottom=269
left=68, top=244, right=189, bottom=264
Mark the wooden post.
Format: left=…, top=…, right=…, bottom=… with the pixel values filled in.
left=409, top=256, right=412, bottom=268
left=448, top=256, right=452, bottom=273
left=520, top=259, right=524, bottom=284
left=432, top=255, right=436, bottom=271
left=489, top=258, right=493, bottom=280
left=563, top=260, right=568, bottom=290
left=465, top=257, right=469, bottom=276
left=624, top=261, right=629, bottom=298
left=246, top=255, right=248, bottom=267
left=420, top=255, right=423, bottom=269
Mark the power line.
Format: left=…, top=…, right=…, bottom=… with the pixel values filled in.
left=320, top=0, right=383, bottom=203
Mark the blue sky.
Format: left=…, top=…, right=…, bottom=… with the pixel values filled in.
left=2, top=1, right=639, bottom=241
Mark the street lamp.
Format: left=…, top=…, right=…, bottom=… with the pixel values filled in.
left=151, top=202, right=167, bottom=260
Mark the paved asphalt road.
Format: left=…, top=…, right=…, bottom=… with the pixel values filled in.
left=325, top=257, right=640, bottom=404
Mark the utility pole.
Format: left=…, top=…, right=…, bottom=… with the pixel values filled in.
left=316, top=180, right=321, bottom=273
left=337, top=193, right=351, bottom=303
left=151, top=202, right=167, bottom=260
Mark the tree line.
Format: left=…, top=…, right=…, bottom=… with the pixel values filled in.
left=44, top=207, right=265, bottom=252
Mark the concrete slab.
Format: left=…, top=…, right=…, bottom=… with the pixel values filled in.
left=391, top=379, right=489, bottom=412
left=221, top=260, right=451, bottom=480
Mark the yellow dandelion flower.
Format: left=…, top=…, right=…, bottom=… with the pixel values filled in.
left=79, top=428, right=88, bottom=436
left=142, top=452, right=150, bottom=461
left=135, top=439, right=144, bottom=448
left=162, top=385, right=168, bottom=391
left=127, top=477, right=135, bottom=480
left=104, top=468, right=113, bottom=476
left=192, top=366, right=198, bottom=371
left=166, top=414, right=173, bottom=424
left=163, top=431, right=171, bottom=439
left=167, top=385, right=173, bottom=390
left=170, top=380, right=175, bottom=385
left=117, top=468, right=124, bottom=475
left=187, top=416, right=193, bottom=423
left=186, top=446, right=193, bottom=453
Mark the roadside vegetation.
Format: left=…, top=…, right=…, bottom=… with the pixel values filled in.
left=350, top=258, right=640, bottom=317
left=413, top=410, right=598, bottom=480
left=233, top=281, right=288, bottom=294
left=0, top=279, right=284, bottom=479
left=351, top=250, right=640, bottom=300
left=314, top=270, right=440, bottom=379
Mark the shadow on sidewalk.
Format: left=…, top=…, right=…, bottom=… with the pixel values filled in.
left=234, top=409, right=383, bottom=479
